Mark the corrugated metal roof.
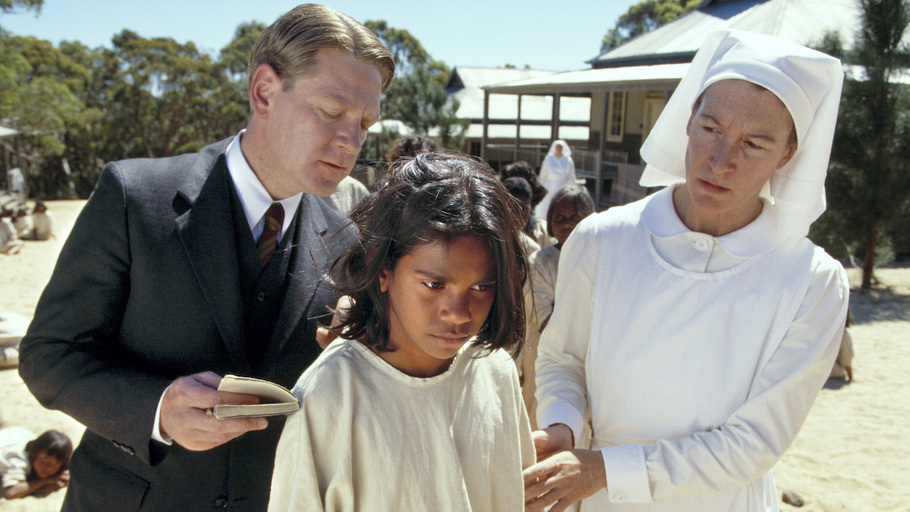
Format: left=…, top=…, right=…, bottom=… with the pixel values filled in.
left=482, top=0, right=907, bottom=96
left=484, top=63, right=690, bottom=95
left=445, top=67, right=559, bottom=91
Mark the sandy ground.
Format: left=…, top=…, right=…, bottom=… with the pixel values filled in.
left=0, top=199, right=908, bottom=511
left=1, top=200, right=86, bottom=512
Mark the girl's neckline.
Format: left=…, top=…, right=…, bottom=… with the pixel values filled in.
left=348, top=340, right=471, bottom=385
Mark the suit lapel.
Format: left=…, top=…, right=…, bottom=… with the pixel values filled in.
left=174, top=142, right=249, bottom=373
left=267, top=195, right=334, bottom=360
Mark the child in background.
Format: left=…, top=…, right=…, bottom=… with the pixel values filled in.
left=520, top=185, right=596, bottom=429
left=0, top=427, right=72, bottom=499
left=269, top=153, right=535, bottom=511
left=0, top=210, right=23, bottom=255
left=12, top=208, right=31, bottom=239
left=502, top=161, right=552, bottom=248
left=29, top=201, right=55, bottom=240
left=502, top=176, right=542, bottom=258
left=532, top=185, right=595, bottom=333
left=830, top=311, right=855, bottom=381
left=502, top=175, right=544, bottom=427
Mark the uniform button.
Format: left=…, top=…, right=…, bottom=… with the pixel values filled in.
left=213, top=497, right=228, bottom=508
left=256, top=292, right=266, bottom=302
left=612, top=492, right=629, bottom=503
left=694, top=238, right=710, bottom=251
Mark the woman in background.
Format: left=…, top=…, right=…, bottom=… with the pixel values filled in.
left=534, top=140, right=576, bottom=220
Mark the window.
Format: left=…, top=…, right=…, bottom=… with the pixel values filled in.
left=606, top=91, right=627, bottom=143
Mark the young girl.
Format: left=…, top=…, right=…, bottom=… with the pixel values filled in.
left=0, top=427, right=72, bottom=499
left=269, top=153, right=535, bottom=511
left=532, top=185, right=595, bottom=333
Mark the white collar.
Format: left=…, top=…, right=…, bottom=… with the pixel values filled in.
left=642, top=186, right=784, bottom=258
left=638, top=29, right=844, bottom=240
left=225, top=130, right=301, bottom=237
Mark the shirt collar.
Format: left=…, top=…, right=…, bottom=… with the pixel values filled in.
left=642, top=185, right=785, bottom=258
left=225, top=130, right=301, bottom=236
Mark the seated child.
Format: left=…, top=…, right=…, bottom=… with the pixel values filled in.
left=830, top=311, right=855, bottom=381
left=29, top=201, right=54, bottom=240
left=0, top=211, right=23, bottom=255
left=12, top=208, right=31, bottom=239
left=269, top=153, right=535, bottom=511
left=0, top=427, right=72, bottom=499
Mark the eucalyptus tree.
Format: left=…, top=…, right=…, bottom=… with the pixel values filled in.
left=364, top=20, right=465, bottom=151
left=810, top=0, right=910, bottom=289
left=601, top=0, right=700, bottom=52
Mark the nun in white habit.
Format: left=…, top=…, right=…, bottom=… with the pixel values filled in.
left=535, top=140, right=577, bottom=219
left=525, top=30, right=849, bottom=512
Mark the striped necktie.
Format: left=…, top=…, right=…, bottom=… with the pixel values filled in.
left=257, top=203, right=284, bottom=268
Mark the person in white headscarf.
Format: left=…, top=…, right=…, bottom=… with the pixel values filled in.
left=535, top=140, right=577, bottom=219
left=523, top=30, right=849, bottom=512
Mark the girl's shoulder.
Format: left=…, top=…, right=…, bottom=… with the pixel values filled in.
left=461, top=346, right=519, bottom=378
left=290, top=339, right=370, bottom=397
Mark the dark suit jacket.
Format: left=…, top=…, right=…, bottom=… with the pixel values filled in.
left=19, top=138, right=357, bottom=511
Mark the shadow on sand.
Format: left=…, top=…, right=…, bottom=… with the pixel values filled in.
left=823, top=378, right=851, bottom=391
left=849, top=285, right=910, bottom=324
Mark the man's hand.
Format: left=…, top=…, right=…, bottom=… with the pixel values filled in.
left=315, top=295, right=354, bottom=349
left=160, top=372, right=268, bottom=451
left=523, top=448, right=607, bottom=512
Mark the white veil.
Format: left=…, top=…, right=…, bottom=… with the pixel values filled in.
left=639, top=29, right=844, bottom=239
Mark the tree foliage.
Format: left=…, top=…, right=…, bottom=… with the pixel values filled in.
left=365, top=20, right=466, bottom=152
left=1, top=26, right=250, bottom=198
left=1, top=33, right=84, bottom=196
left=1, top=17, right=463, bottom=199
left=0, top=0, right=42, bottom=14
left=601, top=0, right=700, bottom=52
left=809, top=0, right=910, bottom=288
left=107, top=30, right=230, bottom=158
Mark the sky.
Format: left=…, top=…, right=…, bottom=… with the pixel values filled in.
left=0, top=0, right=639, bottom=71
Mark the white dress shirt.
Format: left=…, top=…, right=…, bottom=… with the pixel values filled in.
left=151, top=132, right=303, bottom=444
left=225, top=131, right=301, bottom=243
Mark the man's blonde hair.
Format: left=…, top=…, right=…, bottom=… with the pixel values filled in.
left=249, top=4, right=395, bottom=92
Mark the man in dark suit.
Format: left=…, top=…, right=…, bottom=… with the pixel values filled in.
left=17, top=5, right=394, bottom=510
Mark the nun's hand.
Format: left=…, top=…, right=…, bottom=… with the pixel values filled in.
left=523, top=448, right=606, bottom=512
left=530, top=423, right=574, bottom=461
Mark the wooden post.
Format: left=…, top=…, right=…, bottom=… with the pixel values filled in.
left=514, top=94, right=522, bottom=162
left=481, top=90, right=490, bottom=161
left=597, top=91, right=609, bottom=208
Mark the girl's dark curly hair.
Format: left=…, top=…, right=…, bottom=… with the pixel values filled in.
left=330, top=152, right=528, bottom=354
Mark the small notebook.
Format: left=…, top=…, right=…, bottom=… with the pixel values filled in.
left=212, top=374, right=299, bottom=420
